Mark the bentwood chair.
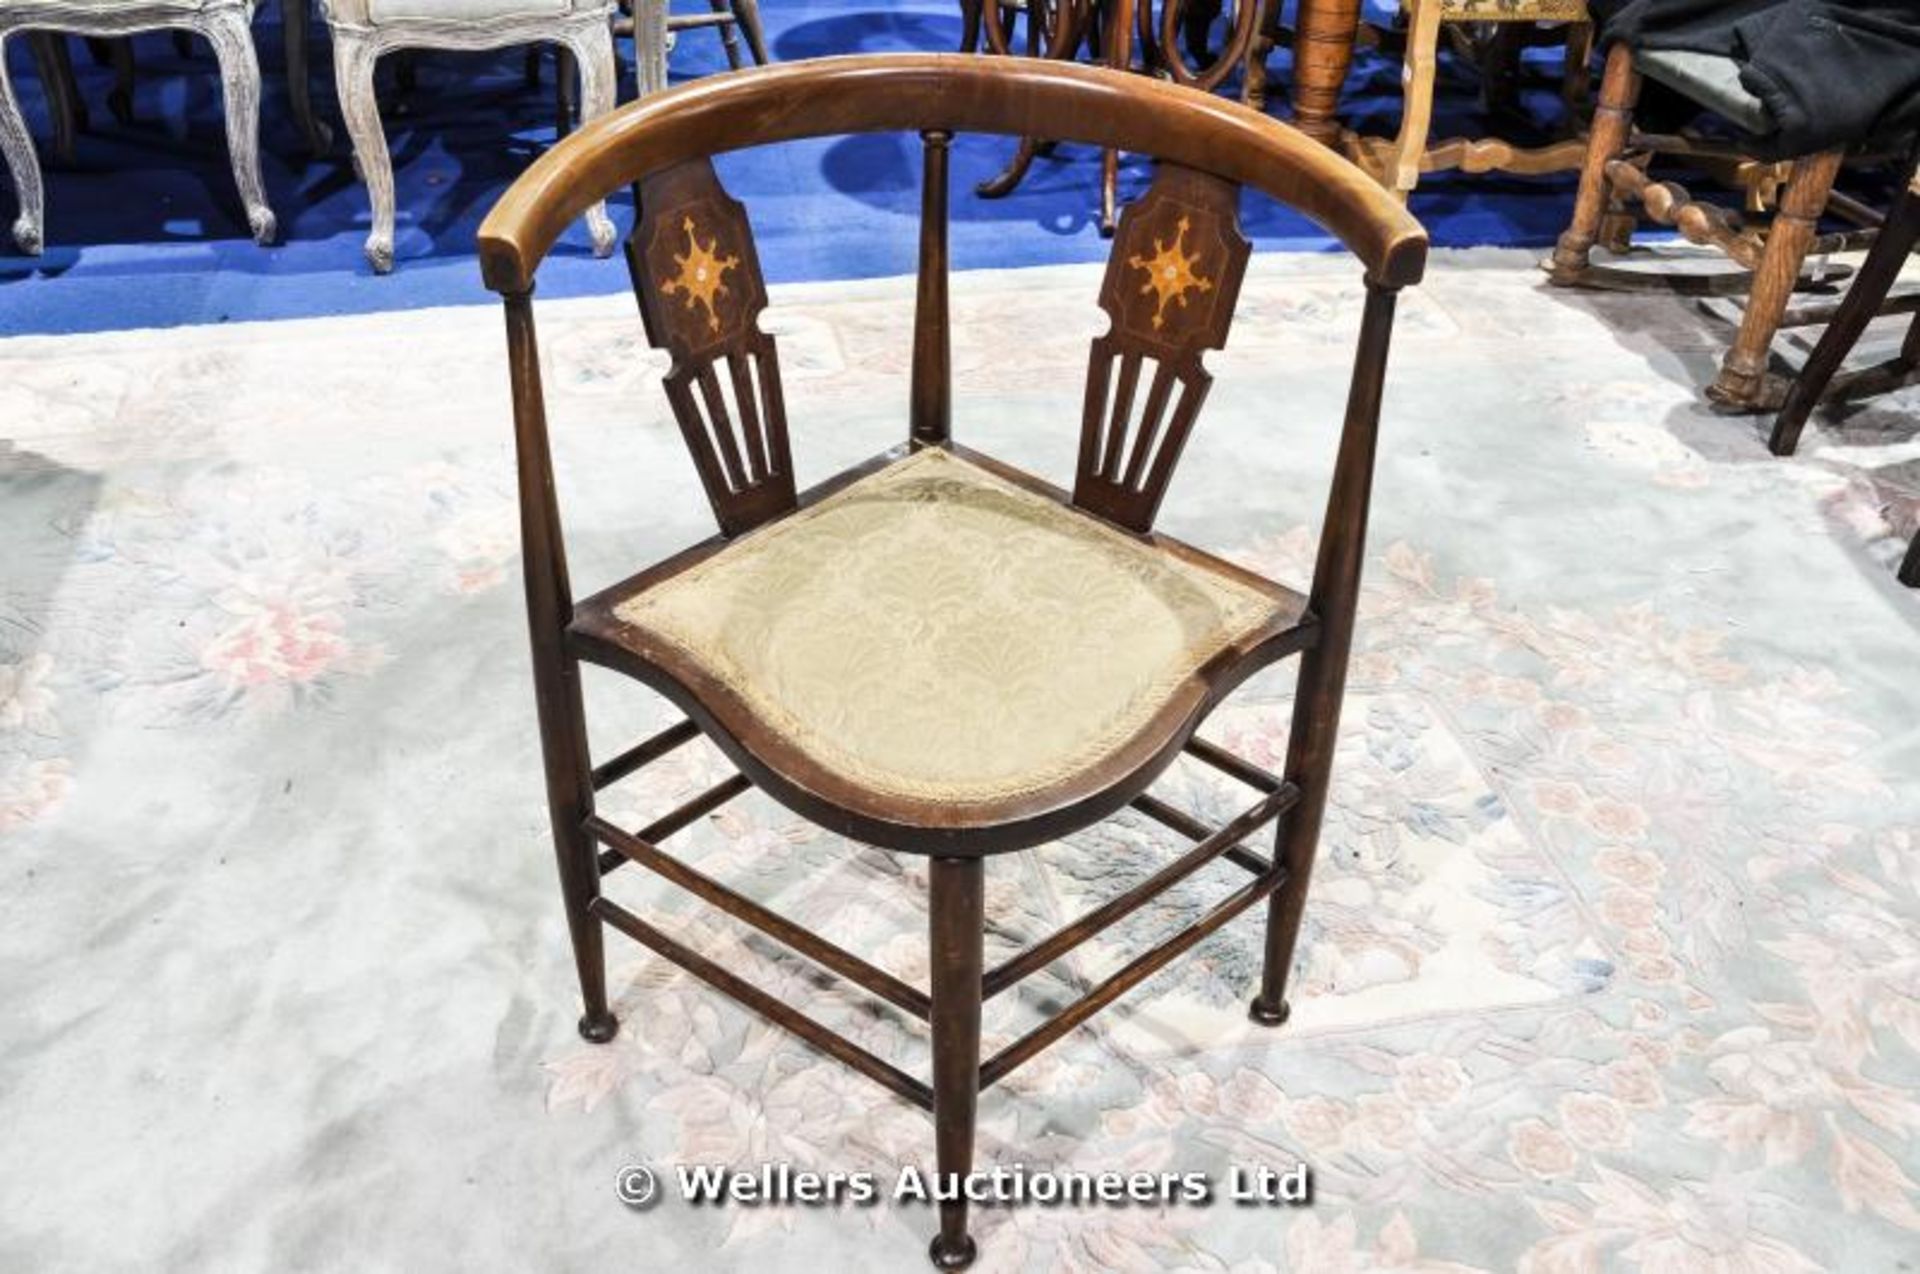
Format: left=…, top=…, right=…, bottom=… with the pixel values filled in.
left=479, top=53, right=1425, bottom=1269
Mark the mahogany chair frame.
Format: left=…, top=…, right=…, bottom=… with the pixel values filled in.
left=478, top=53, right=1424, bottom=1270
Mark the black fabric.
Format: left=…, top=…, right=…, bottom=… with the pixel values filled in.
left=1596, top=0, right=1920, bottom=156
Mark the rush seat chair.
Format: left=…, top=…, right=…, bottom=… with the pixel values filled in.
left=477, top=53, right=1426, bottom=1269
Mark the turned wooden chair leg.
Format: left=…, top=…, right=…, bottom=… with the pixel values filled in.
left=1384, top=0, right=1441, bottom=203
left=1770, top=177, right=1920, bottom=454
left=1549, top=41, right=1639, bottom=284
left=928, top=857, right=983, bottom=1271
left=1708, top=149, right=1844, bottom=411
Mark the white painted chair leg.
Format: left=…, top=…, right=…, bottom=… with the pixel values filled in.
left=634, top=0, right=668, bottom=97
left=568, top=23, right=617, bottom=257
left=332, top=28, right=395, bottom=272
left=0, top=30, right=46, bottom=254
left=201, top=7, right=278, bottom=244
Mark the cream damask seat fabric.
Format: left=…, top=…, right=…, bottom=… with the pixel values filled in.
left=610, top=448, right=1291, bottom=807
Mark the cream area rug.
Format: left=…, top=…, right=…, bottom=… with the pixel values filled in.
left=3, top=248, right=1919, bottom=1272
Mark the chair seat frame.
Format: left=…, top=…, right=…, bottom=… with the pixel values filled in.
left=478, top=54, right=1424, bottom=1270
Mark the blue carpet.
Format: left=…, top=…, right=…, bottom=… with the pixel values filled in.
left=0, top=1, right=1588, bottom=336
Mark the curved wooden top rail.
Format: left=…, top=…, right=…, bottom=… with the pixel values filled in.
left=477, top=53, right=1429, bottom=294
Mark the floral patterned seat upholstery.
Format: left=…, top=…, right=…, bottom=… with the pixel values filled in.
left=584, top=447, right=1303, bottom=815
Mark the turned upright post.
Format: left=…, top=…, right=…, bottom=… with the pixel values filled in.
left=912, top=129, right=954, bottom=445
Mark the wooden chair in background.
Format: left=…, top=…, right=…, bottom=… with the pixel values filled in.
left=478, top=53, right=1425, bottom=1269
left=1347, top=0, right=1593, bottom=202
left=1548, top=42, right=1905, bottom=411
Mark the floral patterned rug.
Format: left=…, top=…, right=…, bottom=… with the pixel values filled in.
left=3, top=248, right=1918, bottom=1272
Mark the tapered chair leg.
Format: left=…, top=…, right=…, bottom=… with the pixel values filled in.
left=502, top=291, right=615, bottom=1044
left=203, top=7, right=278, bottom=245
left=927, top=857, right=983, bottom=1271
left=1548, top=42, right=1639, bottom=284
left=543, top=654, right=616, bottom=1045
left=1769, top=176, right=1920, bottom=454
left=1253, top=286, right=1398, bottom=1025
left=1708, top=149, right=1843, bottom=411
left=0, top=30, right=46, bottom=254
left=731, top=0, right=769, bottom=64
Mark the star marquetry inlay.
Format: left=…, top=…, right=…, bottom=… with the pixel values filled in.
left=1127, top=214, right=1213, bottom=331
left=662, top=215, right=740, bottom=333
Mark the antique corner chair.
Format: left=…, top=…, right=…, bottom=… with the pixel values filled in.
left=320, top=0, right=620, bottom=273
left=1547, top=41, right=1914, bottom=412
left=0, top=0, right=276, bottom=255
left=478, top=53, right=1426, bottom=1269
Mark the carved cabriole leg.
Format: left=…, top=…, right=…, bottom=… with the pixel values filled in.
left=1384, top=0, right=1441, bottom=202
left=0, top=30, right=45, bottom=254
left=563, top=23, right=618, bottom=258
left=1548, top=41, right=1639, bottom=284
left=333, top=28, right=395, bottom=272
left=1707, top=148, right=1844, bottom=411
left=504, top=292, right=618, bottom=1045
left=202, top=5, right=278, bottom=245
left=731, top=0, right=769, bottom=64
left=927, top=857, right=983, bottom=1272
left=634, top=0, right=669, bottom=96
left=284, top=0, right=331, bottom=154
left=1252, top=285, right=1398, bottom=1026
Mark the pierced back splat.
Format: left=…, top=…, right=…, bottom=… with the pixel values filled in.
left=1075, top=164, right=1250, bottom=533
left=628, top=159, right=795, bottom=537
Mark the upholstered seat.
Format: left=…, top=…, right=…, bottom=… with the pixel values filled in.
left=573, top=447, right=1308, bottom=830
